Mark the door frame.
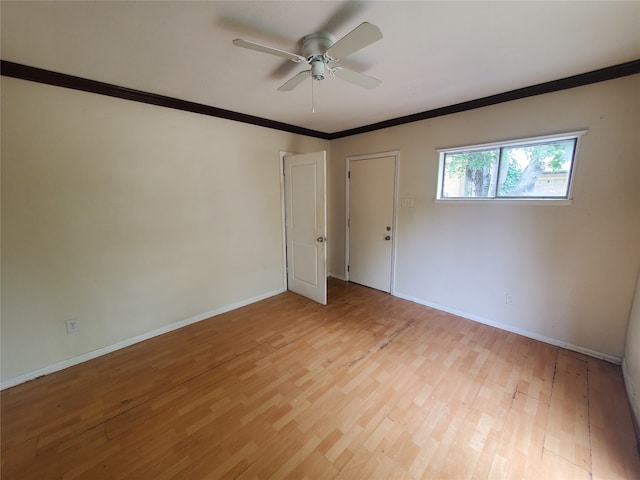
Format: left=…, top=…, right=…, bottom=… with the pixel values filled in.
left=345, top=150, right=400, bottom=294
left=279, top=151, right=295, bottom=290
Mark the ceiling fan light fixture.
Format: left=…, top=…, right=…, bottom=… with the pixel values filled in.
left=311, top=59, right=325, bottom=81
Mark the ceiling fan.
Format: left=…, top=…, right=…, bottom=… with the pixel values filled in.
left=233, top=22, right=383, bottom=91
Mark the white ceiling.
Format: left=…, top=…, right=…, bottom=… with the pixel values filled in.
left=2, top=1, right=639, bottom=134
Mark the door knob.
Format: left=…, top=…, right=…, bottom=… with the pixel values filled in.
left=317, top=236, right=327, bottom=243
left=385, top=235, right=391, bottom=241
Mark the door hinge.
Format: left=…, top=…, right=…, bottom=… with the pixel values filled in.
left=347, top=265, right=350, bottom=272
left=348, top=218, right=350, bottom=228
left=348, top=170, right=350, bottom=179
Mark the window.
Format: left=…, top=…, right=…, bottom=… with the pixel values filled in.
left=437, top=131, right=586, bottom=200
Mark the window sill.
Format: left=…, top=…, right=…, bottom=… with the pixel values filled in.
left=434, top=198, right=573, bottom=206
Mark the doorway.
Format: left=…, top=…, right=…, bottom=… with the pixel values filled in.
left=346, top=152, right=398, bottom=293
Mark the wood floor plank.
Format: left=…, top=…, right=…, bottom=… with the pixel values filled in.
left=544, top=350, right=591, bottom=472
left=587, top=358, right=640, bottom=480
left=2, top=278, right=639, bottom=479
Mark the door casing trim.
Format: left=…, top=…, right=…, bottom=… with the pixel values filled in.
left=279, top=151, right=296, bottom=291
left=345, top=150, right=400, bottom=294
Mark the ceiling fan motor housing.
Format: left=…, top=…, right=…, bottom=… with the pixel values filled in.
left=302, top=33, right=335, bottom=81
left=302, top=33, right=334, bottom=59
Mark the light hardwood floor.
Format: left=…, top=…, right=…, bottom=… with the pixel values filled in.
left=2, top=278, right=639, bottom=479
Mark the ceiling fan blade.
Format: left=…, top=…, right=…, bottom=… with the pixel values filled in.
left=325, top=22, right=383, bottom=60
left=233, top=38, right=307, bottom=63
left=278, top=70, right=311, bottom=91
left=332, top=67, right=381, bottom=89
left=319, top=1, right=367, bottom=34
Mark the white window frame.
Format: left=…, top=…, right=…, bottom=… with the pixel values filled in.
left=436, top=130, right=588, bottom=204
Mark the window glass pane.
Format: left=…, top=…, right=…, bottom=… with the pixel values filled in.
left=442, top=149, right=499, bottom=198
left=496, top=139, right=576, bottom=197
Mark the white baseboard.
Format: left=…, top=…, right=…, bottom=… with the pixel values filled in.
left=1, top=288, right=286, bottom=391
left=328, top=272, right=347, bottom=281
left=394, top=291, right=622, bottom=365
left=622, top=360, right=640, bottom=437
left=4, top=286, right=621, bottom=390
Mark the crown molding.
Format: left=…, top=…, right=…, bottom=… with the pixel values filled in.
left=0, top=60, right=330, bottom=140
left=328, top=59, right=640, bottom=139
left=2, top=59, right=639, bottom=140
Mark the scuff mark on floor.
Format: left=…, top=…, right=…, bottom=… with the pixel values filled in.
left=346, top=319, right=417, bottom=367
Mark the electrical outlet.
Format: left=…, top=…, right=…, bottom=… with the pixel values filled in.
left=505, top=293, right=514, bottom=305
left=66, top=318, right=79, bottom=334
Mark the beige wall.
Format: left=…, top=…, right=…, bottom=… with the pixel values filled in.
left=1, top=77, right=328, bottom=385
left=623, top=271, right=640, bottom=433
left=2, top=73, right=639, bottom=388
left=329, top=74, right=640, bottom=361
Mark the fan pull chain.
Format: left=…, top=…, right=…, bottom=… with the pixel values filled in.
left=311, top=77, right=316, bottom=113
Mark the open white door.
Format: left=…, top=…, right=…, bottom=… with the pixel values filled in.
left=284, top=152, right=327, bottom=305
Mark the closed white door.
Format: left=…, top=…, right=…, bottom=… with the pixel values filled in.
left=284, top=152, right=327, bottom=305
left=348, top=155, right=396, bottom=293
